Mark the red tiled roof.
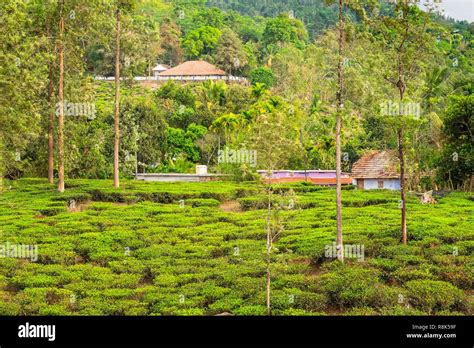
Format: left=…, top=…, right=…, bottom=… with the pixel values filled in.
left=159, top=61, right=226, bottom=76
left=351, top=150, right=399, bottom=179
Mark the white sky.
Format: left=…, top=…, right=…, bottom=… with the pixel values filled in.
left=420, top=0, right=474, bottom=22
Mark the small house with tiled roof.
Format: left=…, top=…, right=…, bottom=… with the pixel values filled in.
left=351, top=150, right=400, bottom=190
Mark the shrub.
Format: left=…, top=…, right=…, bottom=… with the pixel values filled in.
left=266, top=291, right=293, bottom=311
left=380, top=306, right=427, bottom=315
left=167, top=308, right=205, bottom=316
left=439, top=265, right=474, bottom=289
left=344, top=307, right=378, bottom=315
left=0, top=301, right=20, bottom=315
left=294, top=292, right=327, bottom=312
left=238, top=196, right=268, bottom=210
left=379, top=245, right=421, bottom=258
left=186, top=198, right=220, bottom=207
left=393, top=254, right=427, bottom=266
left=11, top=274, right=60, bottom=289
left=13, top=288, right=74, bottom=315
left=207, top=297, right=243, bottom=314
left=275, top=308, right=325, bottom=316
left=320, top=266, right=381, bottom=308
left=391, top=267, right=436, bottom=283
left=405, top=280, right=464, bottom=313
left=233, top=305, right=267, bottom=316
left=153, top=274, right=178, bottom=287
left=368, top=284, right=404, bottom=308
left=38, top=206, right=65, bottom=216
left=250, top=67, right=274, bottom=87
left=38, top=304, right=71, bottom=315
left=368, top=258, right=401, bottom=273
left=466, top=294, right=474, bottom=315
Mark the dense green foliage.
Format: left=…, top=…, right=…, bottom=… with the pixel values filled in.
left=0, top=179, right=472, bottom=315
left=1, top=0, right=472, bottom=190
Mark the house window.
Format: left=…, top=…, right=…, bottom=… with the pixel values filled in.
left=378, top=180, right=384, bottom=189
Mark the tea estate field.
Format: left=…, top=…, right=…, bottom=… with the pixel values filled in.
left=0, top=179, right=472, bottom=316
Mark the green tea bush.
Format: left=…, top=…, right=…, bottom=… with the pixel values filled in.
left=207, top=296, right=243, bottom=314
left=11, top=274, right=61, bottom=289
left=367, top=284, right=404, bottom=308
left=13, top=288, right=74, bottom=315
left=404, top=280, right=465, bottom=313
left=466, top=295, right=474, bottom=315
left=439, top=265, right=474, bottom=289
left=343, top=198, right=392, bottom=207
left=294, top=292, right=327, bottom=312
left=393, top=254, right=427, bottom=266
left=379, top=244, right=421, bottom=258
left=76, top=297, right=147, bottom=315
left=38, top=206, right=65, bottom=217
left=38, top=304, right=72, bottom=316
left=391, top=267, right=436, bottom=283
left=0, top=301, right=21, bottom=315
left=368, top=258, right=402, bottom=273
left=238, top=196, right=269, bottom=210
left=186, top=198, right=220, bottom=207
left=344, top=307, right=378, bottom=315
left=275, top=308, right=325, bottom=315
left=51, top=192, right=91, bottom=203
left=380, top=306, right=427, bottom=315
left=233, top=305, right=267, bottom=316
left=320, top=266, right=382, bottom=307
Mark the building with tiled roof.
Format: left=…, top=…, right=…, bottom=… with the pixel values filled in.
left=155, top=60, right=247, bottom=84
left=351, top=150, right=400, bottom=190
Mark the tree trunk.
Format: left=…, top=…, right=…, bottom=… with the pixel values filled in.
left=398, top=79, right=407, bottom=244
left=57, top=0, right=65, bottom=193
left=46, top=20, right=54, bottom=185
left=398, top=127, right=407, bottom=244
left=335, top=0, right=344, bottom=261
left=113, top=8, right=121, bottom=188
left=266, top=185, right=272, bottom=315
left=47, top=69, right=54, bottom=184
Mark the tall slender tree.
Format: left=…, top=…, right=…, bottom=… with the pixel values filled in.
left=335, top=0, right=344, bottom=262
left=57, top=0, right=65, bottom=193
left=325, top=0, right=378, bottom=257
left=47, top=62, right=55, bottom=184
left=377, top=0, right=434, bottom=244
left=113, top=5, right=121, bottom=188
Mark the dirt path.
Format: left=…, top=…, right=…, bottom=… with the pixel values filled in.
left=219, top=200, right=242, bottom=212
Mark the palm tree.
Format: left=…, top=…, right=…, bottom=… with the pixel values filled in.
left=199, top=80, right=227, bottom=112
left=423, top=67, right=449, bottom=112
left=211, top=113, right=240, bottom=145
left=251, top=83, right=268, bottom=99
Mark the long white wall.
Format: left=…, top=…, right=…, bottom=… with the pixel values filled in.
left=353, top=178, right=400, bottom=190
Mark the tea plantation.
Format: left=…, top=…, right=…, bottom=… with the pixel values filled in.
left=0, top=179, right=472, bottom=315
